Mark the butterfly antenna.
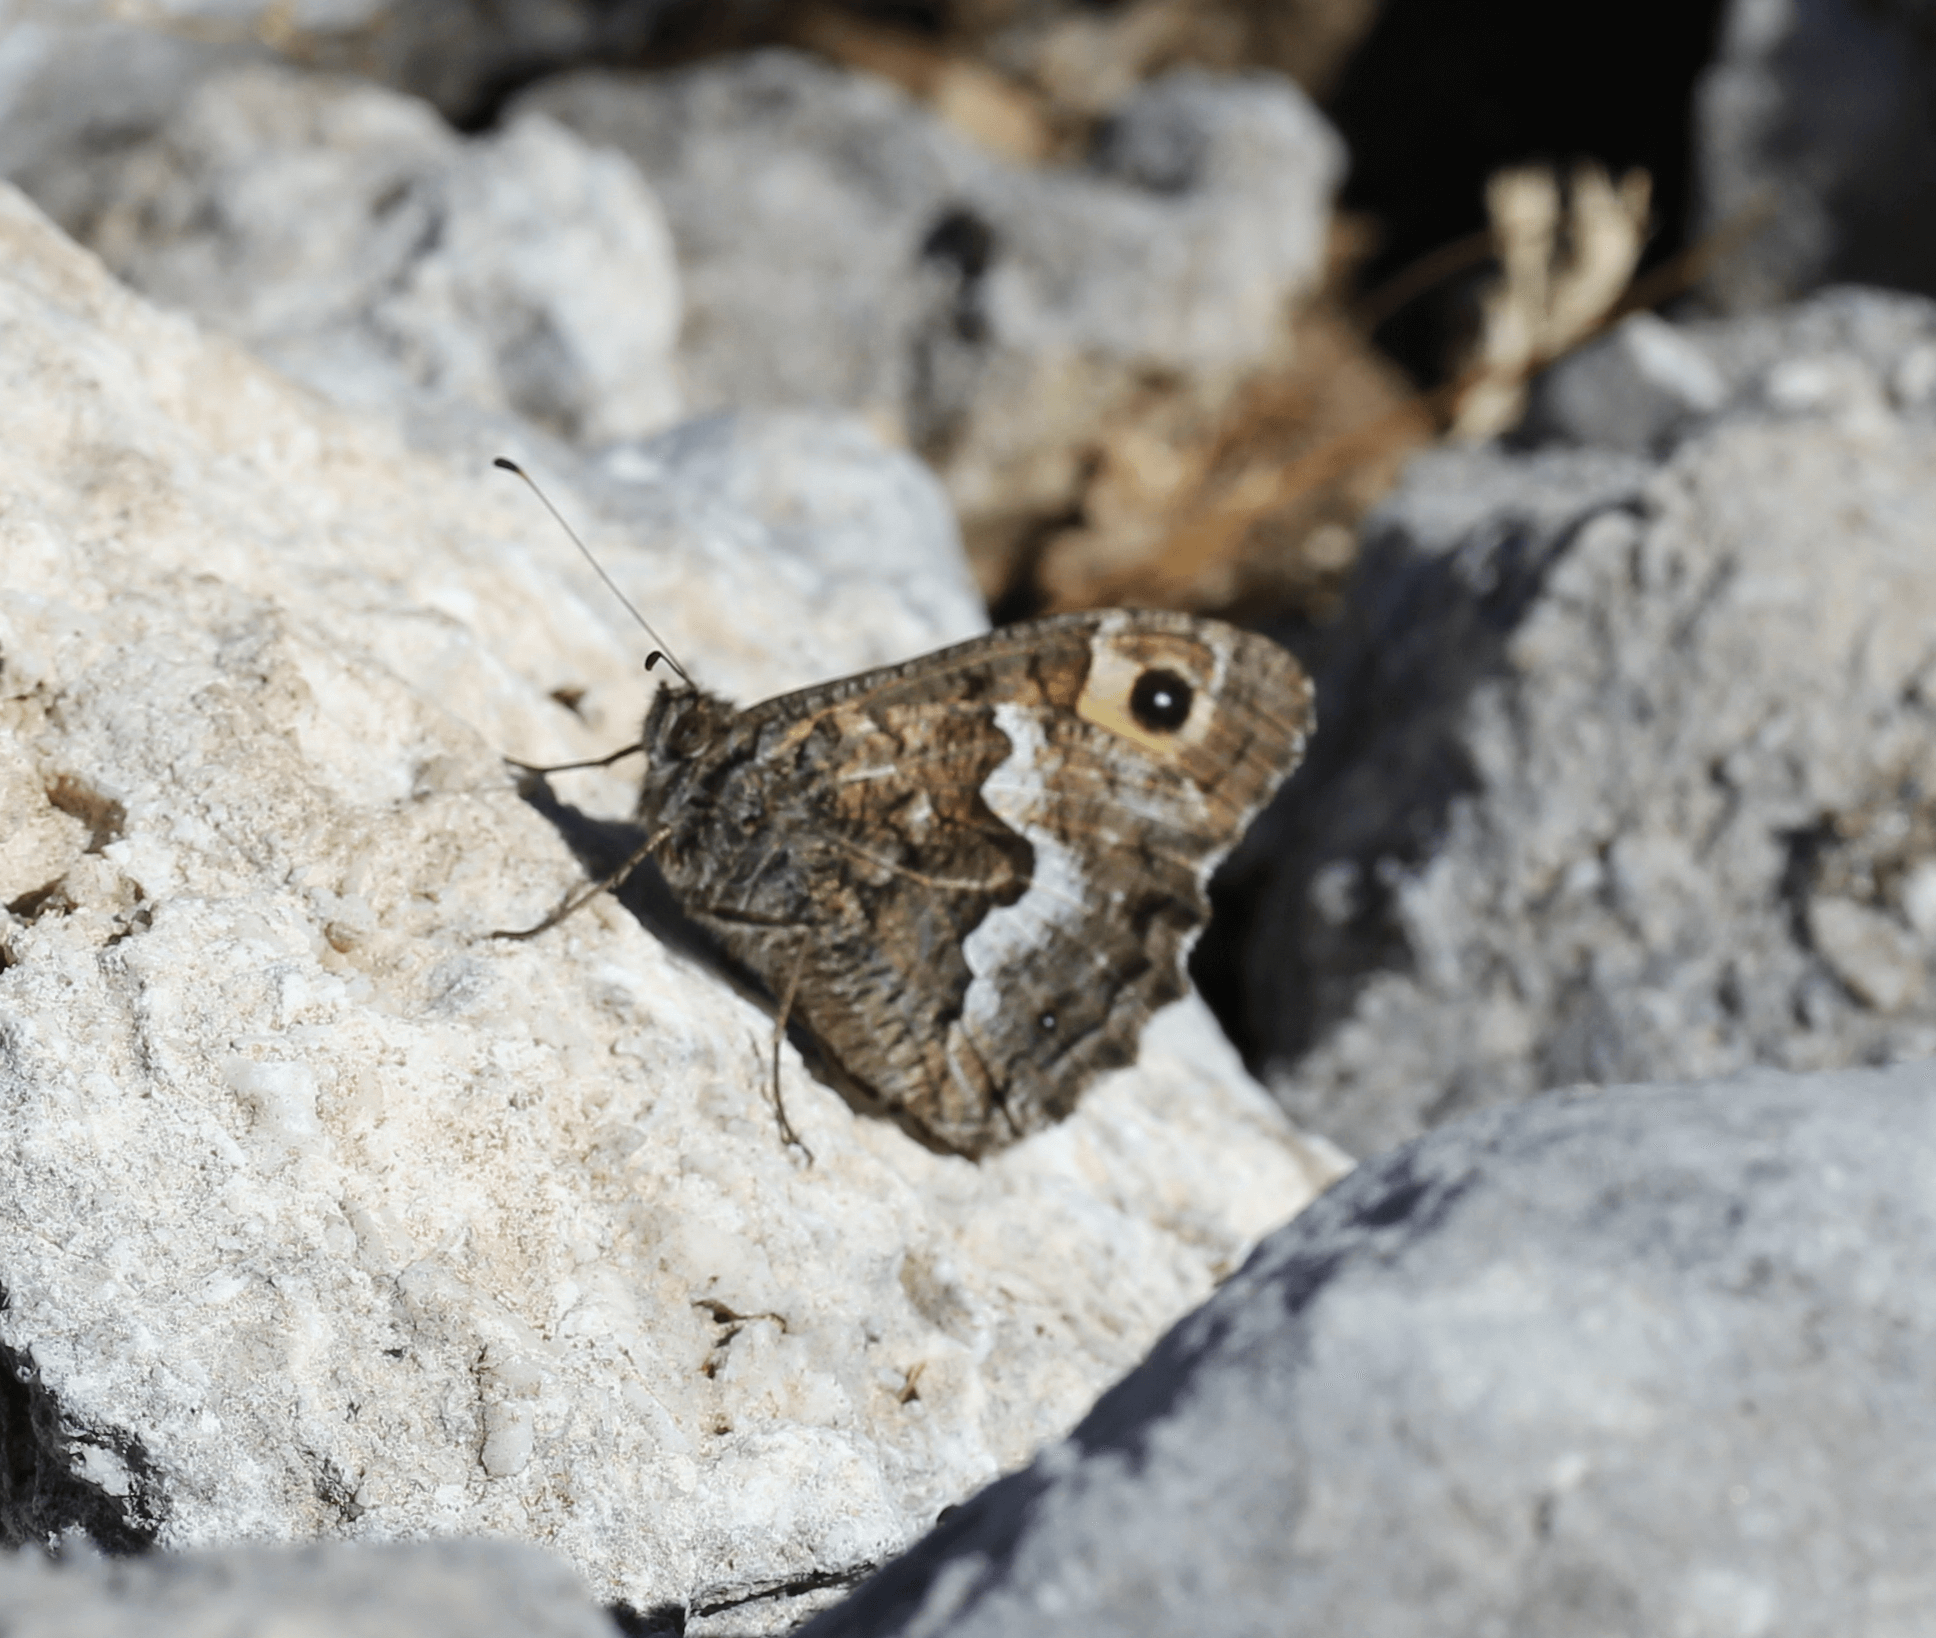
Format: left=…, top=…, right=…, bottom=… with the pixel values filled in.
left=493, top=457, right=694, bottom=687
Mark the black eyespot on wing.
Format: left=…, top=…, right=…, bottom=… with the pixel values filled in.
left=1129, top=669, right=1194, bottom=733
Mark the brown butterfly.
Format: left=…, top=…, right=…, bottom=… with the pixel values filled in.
left=496, top=470, right=1313, bottom=1157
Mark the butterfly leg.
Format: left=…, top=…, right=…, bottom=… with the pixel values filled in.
left=503, top=741, right=646, bottom=779
left=768, top=936, right=815, bottom=1166
left=491, top=825, right=672, bottom=941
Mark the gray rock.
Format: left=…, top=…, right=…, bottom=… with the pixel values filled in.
left=0, top=8, right=265, bottom=208
left=801, top=1062, right=1936, bottom=1637
left=0, top=2, right=659, bottom=178
left=344, top=1, right=685, bottom=127
left=1694, top=0, right=1936, bottom=312
left=1673, top=285, right=1936, bottom=420
left=520, top=52, right=981, bottom=432
left=1520, top=311, right=1729, bottom=456
left=0, top=1539, right=616, bottom=1638
left=1232, top=291, right=1936, bottom=1156
left=516, top=50, right=1341, bottom=557
left=1528, top=287, right=1936, bottom=457
left=28, top=63, right=684, bottom=445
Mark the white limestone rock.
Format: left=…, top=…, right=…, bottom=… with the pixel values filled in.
left=0, top=183, right=1344, bottom=1628
left=32, top=63, right=683, bottom=446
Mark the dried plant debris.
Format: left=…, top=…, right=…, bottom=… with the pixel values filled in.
left=1025, top=299, right=1427, bottom=618
left=1452, top=162, right=1653, bottom=442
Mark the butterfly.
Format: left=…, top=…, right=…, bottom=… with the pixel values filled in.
left=493, top=465, right=1312, bottom=1158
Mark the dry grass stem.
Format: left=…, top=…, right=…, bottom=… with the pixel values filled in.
left=1452, top=162, right=1652, bottom=441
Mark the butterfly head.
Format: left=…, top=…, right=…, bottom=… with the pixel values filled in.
left=640, top=678, right=738, bottom=768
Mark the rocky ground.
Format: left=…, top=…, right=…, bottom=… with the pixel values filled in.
left=4, top=2, right=1936, bottom=1634
left=1240, top=289, right=1936, bottom=1154
left=0, top=179, right=1345, bottom=1631
left=804, top=1060, right=1936, bottom=1636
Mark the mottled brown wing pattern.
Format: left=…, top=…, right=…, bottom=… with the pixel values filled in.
left=636, top=610, right=1314, bottom=1157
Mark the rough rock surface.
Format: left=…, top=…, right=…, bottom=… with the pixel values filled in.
left=1525, top=288, right=1936, bottom=458
left=0, top=183, right=1344, bottom=1630
left=515, top=50, right=1342, bottom=562
left=0, top=2, right=634, bottom=183
left=801, top=1061, right=1936, bottom=1637
left=9, top=37, right=1340, bottom=596
left=1695, top=0, right=1936, bottom=313
left=0, top=5, right=262, bottom=187
left=0, top=1, right=719, bottom=140
left=1232, top=287, right=1936, bottom=1156
left=0, top=1538, right=615, bottom=1638
left=25, top=63, right=683, bottom=447
left=586, top=411, right=985, bottom=670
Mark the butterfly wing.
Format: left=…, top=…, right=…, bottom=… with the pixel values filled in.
left=645, top=610, right=1313, bottom=1157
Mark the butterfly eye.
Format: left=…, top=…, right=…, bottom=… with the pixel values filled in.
left=1129, top=668, right=1194, bottom=733
left=1039, top=1011, right=1057, bottom=1033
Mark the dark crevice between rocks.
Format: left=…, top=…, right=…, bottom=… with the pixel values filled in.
left=1777, top=817, right=1840, bottom=951
left=646, top=1559, right=882, bottom=1636
left=45, top=775, right=126, bottom=855
left=1329, top=0, right=1729, bottom=386
left=909, top=203, right=1001, bottom=478
left=920, top=205, right=997, bottom=341
left=791, top=1467, right=1047, bottom=1638
left=609, top=1601, right=688, bottom=1636
left=438, top=0, right=712, bottom=131
left=981, top=492, right=1090, bottom=628
left=6, top=880, right=64, bottom=924
left=691, top=1561, right=879, bottom=1623
left=0, top=1290, right=166, bottom=1554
